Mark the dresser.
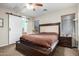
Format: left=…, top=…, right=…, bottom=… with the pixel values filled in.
left=58, top=37, right=72, bottom=48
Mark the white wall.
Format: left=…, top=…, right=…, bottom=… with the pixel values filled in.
left=0, top=8, right=34, bottom=47
left=38, top=7, right=76, bottom=24
left=38, top=7, right=76, bottom=33
left=77, top=4, right=79, bottom=50
left=27, top=19, right=34, bottom=34
left=0, top=9, right=30, bottom=47
left=37, top=7, right=77, bottom=35
left=0, top=10, right=8, bottom=46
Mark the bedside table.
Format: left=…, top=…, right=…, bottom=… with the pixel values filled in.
left=58, top=37, right=72, bottom=48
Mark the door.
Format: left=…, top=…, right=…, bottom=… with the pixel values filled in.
left=9, top=15, right=22, bottom=44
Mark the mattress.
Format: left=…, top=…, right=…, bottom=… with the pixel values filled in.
left=20, top=33, right=58, bottom=48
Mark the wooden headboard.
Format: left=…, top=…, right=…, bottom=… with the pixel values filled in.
left=39, top=23, right=60, bottom=36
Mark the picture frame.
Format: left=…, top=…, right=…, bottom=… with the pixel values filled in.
left=0, top=18, right=4, bottom=27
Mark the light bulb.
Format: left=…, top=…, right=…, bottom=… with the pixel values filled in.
left=26, top=3, right=33, bottom=9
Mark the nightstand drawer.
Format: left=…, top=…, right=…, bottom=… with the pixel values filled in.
left=58, top=37, right=72, bottom=48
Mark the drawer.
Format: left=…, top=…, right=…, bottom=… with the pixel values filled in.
left=58, top=37, right=72, bottom=48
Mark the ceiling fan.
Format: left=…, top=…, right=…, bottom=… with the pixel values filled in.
left=26, top=3, right=43, bottom=11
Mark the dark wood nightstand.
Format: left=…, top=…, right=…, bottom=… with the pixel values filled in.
left=58, top=37, right=72, bottom=48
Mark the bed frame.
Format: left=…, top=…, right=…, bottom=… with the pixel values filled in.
left=16, top=22, right=60, bottom=56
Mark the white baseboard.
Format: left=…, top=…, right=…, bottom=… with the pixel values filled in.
left=0, top=43, right=8, bottom=47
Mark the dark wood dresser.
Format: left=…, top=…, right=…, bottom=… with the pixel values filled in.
left=58, top=37, right=72, bottom=48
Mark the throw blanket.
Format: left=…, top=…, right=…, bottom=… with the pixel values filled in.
left=20, top=33, right=58, bottom=48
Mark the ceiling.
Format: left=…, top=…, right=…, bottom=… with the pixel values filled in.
left=0, top=3, right=77, bottom=17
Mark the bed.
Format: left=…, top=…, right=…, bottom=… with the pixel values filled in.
left=16, top=23, right=60, bottom=56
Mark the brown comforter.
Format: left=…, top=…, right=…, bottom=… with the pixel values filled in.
left=20, top=33, right=58, bottom=48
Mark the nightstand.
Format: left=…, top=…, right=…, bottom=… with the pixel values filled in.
left=58, top=37, right=72, bottom=48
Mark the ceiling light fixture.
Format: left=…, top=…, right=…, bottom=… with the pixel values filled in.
left=26, top=3, right=33, bottom=9
left=26, top=3, right=43, bottom=11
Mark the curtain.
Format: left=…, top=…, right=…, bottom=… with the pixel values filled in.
left=61, top=14, right=75, bottom=37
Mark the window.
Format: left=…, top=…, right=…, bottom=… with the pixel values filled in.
left=61, top=14, right=75, bottom=37
left=22, top=18, right=28, bottom=32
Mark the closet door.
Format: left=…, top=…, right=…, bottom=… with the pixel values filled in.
left=9, top=15, right=22, bottom=44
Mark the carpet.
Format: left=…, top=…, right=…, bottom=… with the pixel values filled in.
left=0, top=44, right=78, bottom=56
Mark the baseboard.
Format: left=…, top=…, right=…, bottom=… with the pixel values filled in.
left=0, top=43, right=8, bottom=47
left=71, top=46, right=78, bottom=48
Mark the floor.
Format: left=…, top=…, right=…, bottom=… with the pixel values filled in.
left=0, top=44, right=78, bottom=56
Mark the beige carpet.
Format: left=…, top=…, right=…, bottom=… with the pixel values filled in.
left=0, top=44, right=78, bottom=56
